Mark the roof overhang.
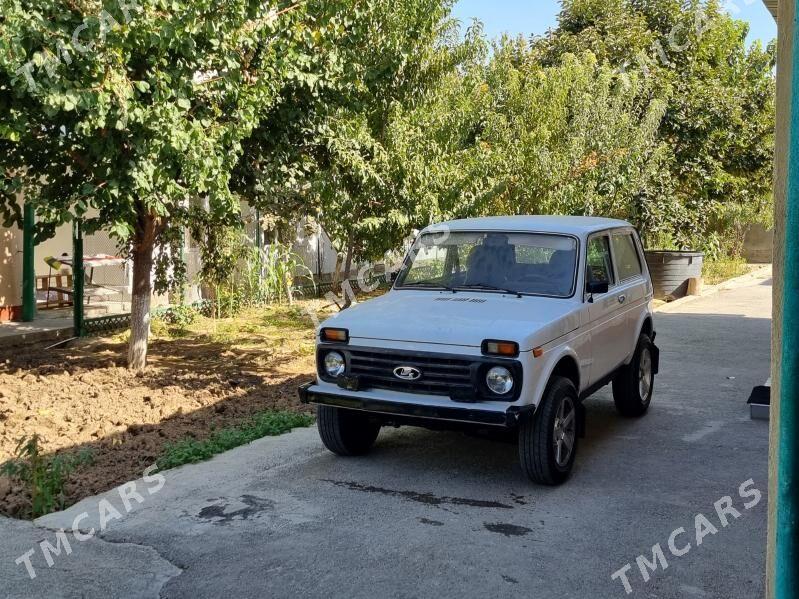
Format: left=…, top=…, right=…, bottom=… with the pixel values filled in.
left=763, top=0, right=778, bottom=19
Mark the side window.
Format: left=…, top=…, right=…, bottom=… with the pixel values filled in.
left=586, top=235, right=614, bottom=287
left=611, top=233, right=643, bottom=282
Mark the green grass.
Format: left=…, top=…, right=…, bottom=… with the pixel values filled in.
left=150, top=303, right=316, bottom=349
left=295, top=344, right=316, bottom=357
left=1, top=435, right=94, bottom=518
left=261, top=305, right=313, bottom=329
left=157, top=410, right=315, bottom=471
left=703, top=257, right=752, bottom=286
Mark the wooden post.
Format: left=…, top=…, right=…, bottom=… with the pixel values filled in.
left=255, top=207, right=264, bottom=285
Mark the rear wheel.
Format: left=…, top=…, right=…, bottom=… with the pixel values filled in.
left=519, top=377, right=579, bottom=485
left=317, top=405, right=381, bottom=456
left=612, top=334, right=655, bottom=417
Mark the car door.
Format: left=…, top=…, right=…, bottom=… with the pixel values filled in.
left=609, top=229, right=650, bottom=360
left=585, top=232, right=629, bottom=384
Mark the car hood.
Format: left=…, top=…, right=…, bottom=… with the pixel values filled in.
left=321, top=290, right=580, bottom=351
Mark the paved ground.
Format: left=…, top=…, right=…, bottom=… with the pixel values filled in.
left=0, top=302, right=127, bottom=349
left=0, top=317, right=74, bottom=349
left=2, top=270, right=772, bottom=599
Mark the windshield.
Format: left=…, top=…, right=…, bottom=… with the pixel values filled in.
left=396, top=231, right=578, bottom=298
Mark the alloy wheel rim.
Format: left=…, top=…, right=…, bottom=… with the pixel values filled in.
left=639, top=348, right=653, bottom=400
left=553, top=396, right=576, bottom=467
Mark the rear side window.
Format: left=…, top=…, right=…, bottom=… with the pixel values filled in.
left=586, top=236, right=614, bottom=285
left=612, top=233, right=643, bottom=281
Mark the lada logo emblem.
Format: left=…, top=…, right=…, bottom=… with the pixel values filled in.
left=393, top=366, right=422, bottom=381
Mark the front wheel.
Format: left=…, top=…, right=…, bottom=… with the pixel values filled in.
left=518, top=377, right=579, bottom=485
left=612, top=334, right=655, bottom=417
left=317, top=405, right=381, bottom=456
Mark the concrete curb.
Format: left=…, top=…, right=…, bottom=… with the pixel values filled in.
left=655, top=264, right=772, bottom=313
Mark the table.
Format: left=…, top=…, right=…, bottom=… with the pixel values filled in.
left=58, top=254, right=126, bottom=282
left=49, top=254, right=127, bottom=304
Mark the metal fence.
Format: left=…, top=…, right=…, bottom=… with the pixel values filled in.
left=295, top=275, right=392, bottom=300
left=83, top=313, right=132, bottom=337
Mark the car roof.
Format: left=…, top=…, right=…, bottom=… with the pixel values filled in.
left=422, top=215, right=633, bottom=236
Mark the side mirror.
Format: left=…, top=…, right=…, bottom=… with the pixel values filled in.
left=388, top=271, right=399, bottom=283
left=587, top=280, right=609, bottom=296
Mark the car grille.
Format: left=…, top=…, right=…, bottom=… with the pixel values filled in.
left=346, top=348, right=474, bottom=396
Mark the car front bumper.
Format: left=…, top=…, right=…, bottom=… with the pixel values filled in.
left=298, top=382, right=531, bottom=428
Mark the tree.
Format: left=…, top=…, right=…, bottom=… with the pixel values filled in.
left=312, top=0, right=466, bottom=272
left=234, top=1, right=486, bottom=297
left=435, top=38, right=667, bottom=229
left=0, top=0, right=348, bottom=369
left=533, top=0, right=776, bottom=253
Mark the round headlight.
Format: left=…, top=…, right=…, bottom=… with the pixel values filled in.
left=324, top=351, right=346, bottom=378
left=486, top=366, right=514, bottom=395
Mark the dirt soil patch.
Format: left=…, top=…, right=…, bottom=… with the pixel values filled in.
left=0, top=300, right=336, bottom=518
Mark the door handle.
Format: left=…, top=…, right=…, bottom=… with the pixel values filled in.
left=618, top=294, right=627, bottom=304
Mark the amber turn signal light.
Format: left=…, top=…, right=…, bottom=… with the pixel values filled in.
left=482, top=340, right=519, bottom=357
left=321, top=328, right=349, bottom=343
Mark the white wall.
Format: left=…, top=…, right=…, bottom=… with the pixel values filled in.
left=292, top=218, right=340, bottom=276
left=0, top=222, right=23, bottom=311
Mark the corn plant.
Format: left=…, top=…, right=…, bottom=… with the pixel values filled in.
left=233, top=241, right=315, bottom=307
left=259, top=243, right=316, bottom=304
left=193, top=225, right=317, bottom=318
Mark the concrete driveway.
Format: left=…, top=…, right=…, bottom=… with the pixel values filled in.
left=2, top=269, right=772, bottom=599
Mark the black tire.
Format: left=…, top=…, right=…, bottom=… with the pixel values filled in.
left=519, top=377, right=579, bottom=485
left=612, top=334, right=655, bottom=417
left=317, top=405, right=381, bottom=456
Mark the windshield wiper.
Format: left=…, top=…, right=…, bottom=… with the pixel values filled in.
left=403, top=279, right=457, bottom=293
left=456, top=283, right=523, bottom=298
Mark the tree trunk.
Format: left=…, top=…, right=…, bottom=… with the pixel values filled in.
left=332, top=250, right=343, bottom=291
left=128, top=214, right=157, bottom=371
left=286, top=279, right=295, bottom=305
left=342, top=238, right=355, bottom=309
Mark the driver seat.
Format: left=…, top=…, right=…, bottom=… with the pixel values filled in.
left=466, top=235, right=515, bottom=287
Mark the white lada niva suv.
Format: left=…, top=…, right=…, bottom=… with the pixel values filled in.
left=299, top=216, right=659, bottom=485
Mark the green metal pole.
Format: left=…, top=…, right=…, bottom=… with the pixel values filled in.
left=72, top=219, right=84, bottom=337
left=21, top=203, right=36, bottom=322
left=775, top=1, right=799, bottom=595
